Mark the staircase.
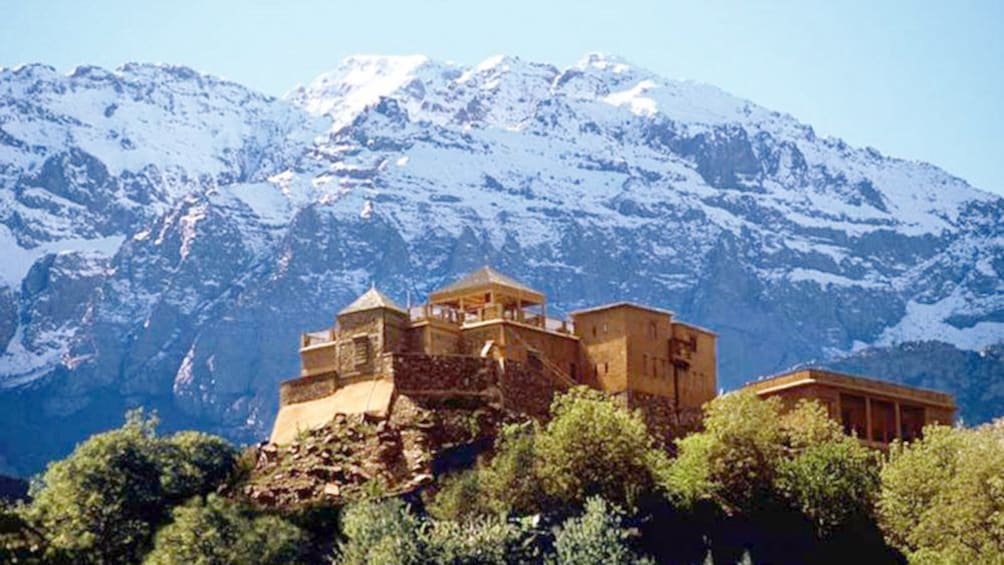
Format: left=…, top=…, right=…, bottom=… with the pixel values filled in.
left=503, top=327, right=577, bottom=389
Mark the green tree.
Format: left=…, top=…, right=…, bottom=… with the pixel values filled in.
left=20, top=410, right=238, bottom=564
left=431, top=389, right=668, bottom=518
left=550, top=497, right=651, bottom=565
left=334, top=498, right=425, bottom=565
left=159, top=430, right=238, bottom=501
left=776, top=400, right=880, bottom=535
left=878, top=423, right=1004, bottom=564
left=535, top=387, right=668, bottom=510
left=143, top=494, right=303, bottom=565
left=664, top=391, right=784, bottom=514
left=776, top=439, right=879, bottom=535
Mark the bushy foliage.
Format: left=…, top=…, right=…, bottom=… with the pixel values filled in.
left=550, top=497, right=651, bottom=565
left=0, top=502, right=47, bottom=564
left=537, top=388, right=668, bottom=510
left=334, top=498, right=425, bottom=565
left=337, top=497, right=542, bottom=565
left=665, top=393, right=880, bottom=536
left=665, top=391, right=785, bottom=513
left=143, top=494, right=303, bottom=565
left=431, top=388, right=669, bottom=519
left=878, top=423, right=1004, bottom=564
left=424, top=514, right=540, bottom=564
left=776, top=401, right=880, bottom=535
left=19, top=410, right=237, bottom=564
left=159, top=430, right=239, bottom=500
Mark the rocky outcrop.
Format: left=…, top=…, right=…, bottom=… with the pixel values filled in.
left=243, top=394, right=521, bottom=508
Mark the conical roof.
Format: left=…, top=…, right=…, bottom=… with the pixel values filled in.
left=429, top=266, right=544, bottom=304
left=338, top=287, right=406, bottom=316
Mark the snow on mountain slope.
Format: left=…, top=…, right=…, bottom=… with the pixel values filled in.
left=0, top=53, right=1000, bottom=474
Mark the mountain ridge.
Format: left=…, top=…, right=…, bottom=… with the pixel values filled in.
left=0, top=53, right=1000, bottom=475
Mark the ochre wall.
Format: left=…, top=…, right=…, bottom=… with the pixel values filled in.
left=382, top=310, right=411, bottom=354
left=458, top=324, right=505, bottom=356
left=572, top=308, right=629, bottom=392
left=671, top=323, right=717, bottom=411
left=300, top=342, right=338, bottom=377
left=499, top=323, right=581, bottom=381
left=623, top=308, right=675, bottom=397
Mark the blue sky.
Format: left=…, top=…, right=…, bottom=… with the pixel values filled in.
left=3, top=0, right=1002, bottom=195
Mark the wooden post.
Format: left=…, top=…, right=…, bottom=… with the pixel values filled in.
left=865, top=397, right=873, bottom=442
left=894, top=401, right=902, bottom=439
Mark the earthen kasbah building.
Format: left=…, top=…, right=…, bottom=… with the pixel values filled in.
left=270, top=266, right=954, bottom=447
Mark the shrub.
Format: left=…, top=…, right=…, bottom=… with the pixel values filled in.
left=536, top=388, right=668, bottom=511
left=424, top=514, right=539, bottom=564
left=143, top=495, right=303, bottom=565
left=159, top=430, right=238, bottom=501
left=334, top=498, right=425, bottom=565
left=664, top=391, right=784, bottom=514
left=550, top=497, right=652, bottom=565
left=776, top=438, right=879, bottom=535
left=431, top=389, right=668, bottom=519
left=878, top=423, right=1004, bottom=563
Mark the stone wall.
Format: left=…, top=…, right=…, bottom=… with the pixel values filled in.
left=621, top=390, right=705, bottom=447
left=500, top=360, right=562, bottom=419
left=390, top=354, right=559, bottom=419
left=279, top=372, right=339, bottom=406
left=392, top=354, right=499, bottom=394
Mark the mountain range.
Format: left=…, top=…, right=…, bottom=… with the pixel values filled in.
left=0, top=54, right=1001, bottom=475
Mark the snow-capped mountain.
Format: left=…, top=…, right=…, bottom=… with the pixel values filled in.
left=1, top=54, right=1001, bottom=474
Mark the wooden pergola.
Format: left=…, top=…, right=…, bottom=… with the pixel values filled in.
left=427, top=266, right=546, bottom=322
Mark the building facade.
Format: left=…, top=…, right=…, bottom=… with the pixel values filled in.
left=272, top=266, right=717, bottom=443
left=742, top=369, right=956, bottom=447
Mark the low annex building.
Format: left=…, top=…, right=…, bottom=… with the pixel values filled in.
left=742, top=368, right=956, bottom=448
left=271, top=266, right=717, bottom=444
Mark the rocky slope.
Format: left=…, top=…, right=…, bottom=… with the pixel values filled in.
left=0, top=54, right=1001, bottom=475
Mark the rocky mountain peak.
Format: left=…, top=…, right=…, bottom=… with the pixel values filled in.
left=0, top=53, right=1000, bottom=476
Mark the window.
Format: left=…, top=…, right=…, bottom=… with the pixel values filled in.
left=353, top=336, right=370, bottom=366
left=648, top=321, right=657, bottom=339
left=602, top=323, right=608, bottom=334
left=592, top=326, right=597, bottom=337
left=604, top=362, right=609, bottom=374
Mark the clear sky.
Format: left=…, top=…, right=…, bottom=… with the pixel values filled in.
left=3, top=0, right=1002, bottom=195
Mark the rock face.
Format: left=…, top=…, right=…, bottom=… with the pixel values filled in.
left=0, top=55, right=1002, bottom=475
left=244, top=396, right=515, bottom=508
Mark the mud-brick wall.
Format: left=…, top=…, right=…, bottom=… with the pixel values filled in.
left=279, top=373, right=339, bottom=406
left=392, top=354, right=499, bottom=393
left=620, top=391, right=705, bottom=446
left=500, top=361, right=561, bottom=419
